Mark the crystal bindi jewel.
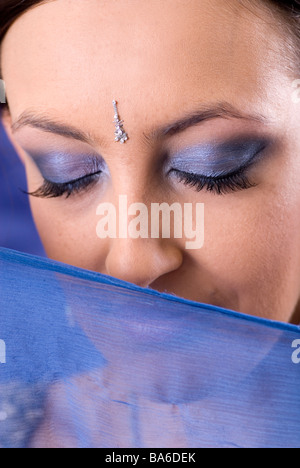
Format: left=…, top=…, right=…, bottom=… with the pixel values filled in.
left=113, top=100, right=128, bottom=144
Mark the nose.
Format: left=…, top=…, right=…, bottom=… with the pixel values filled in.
left=105, top=237, right=183, bottom=288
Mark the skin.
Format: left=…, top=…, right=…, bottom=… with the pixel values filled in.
left=1, top=0, right=300, bottom=323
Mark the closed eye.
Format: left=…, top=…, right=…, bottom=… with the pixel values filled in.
left=27, top=171, right=102, bottom=198
left=168, top=137, right=269, bottom=195
left=169, top=166, right=256, bottom=195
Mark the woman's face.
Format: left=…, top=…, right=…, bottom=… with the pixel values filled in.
left=1, top=0, right=300, bottom=323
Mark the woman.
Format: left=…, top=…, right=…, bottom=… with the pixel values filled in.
left=0, top=0, right=300, bottom=448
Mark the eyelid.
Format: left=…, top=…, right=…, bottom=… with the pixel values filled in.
left=29, top=152, right=105, bottom=184
left=171, top=167, right=256, bottom=195
left=166, top=137, right=271, bottom=195
left=45, top=169, right=102, bottom=185
left=28, top=170, right=103, bottom=199
left=168, top=138, right=269, bottom=177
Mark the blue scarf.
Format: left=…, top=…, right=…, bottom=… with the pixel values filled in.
left=0, top=247, right=299, bottom=448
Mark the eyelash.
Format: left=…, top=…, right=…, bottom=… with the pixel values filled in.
left=28, top=171, right=102, bottom=199
left=28, top=154, right=258, bottom=199
left=170, top=165, right=256, bottom=195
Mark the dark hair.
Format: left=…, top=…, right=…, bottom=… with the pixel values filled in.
left=0, top=0, right=299, bottom=80
left=0, top=1, right=48, bottom=46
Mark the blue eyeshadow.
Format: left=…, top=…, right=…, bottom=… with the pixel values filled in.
left=169, top=138, right=269, bottom=177
left=27, top=136, right=270, bottom=187
left=28, top=151, right=105, bottom=184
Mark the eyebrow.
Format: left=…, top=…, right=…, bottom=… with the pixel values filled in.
left=12, top=111, right=97, bottom=146
left=11, top=102, right=269, bottom=146
left=152, top=102, right=268, bottom=138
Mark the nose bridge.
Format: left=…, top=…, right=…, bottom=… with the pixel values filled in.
left=109, top=161, right=157, bottom=205
left=99, top=144, right=183, bottom=286
left=106, top=122, right=164, bottom=195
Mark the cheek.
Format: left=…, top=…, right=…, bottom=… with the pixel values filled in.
left=191, top=184, right=300, bottom=320
left=187, top=145, right=300, bottom=320
left=22, top=155, right=108, bottom=269
left=29, top=196, right=110, bottom=270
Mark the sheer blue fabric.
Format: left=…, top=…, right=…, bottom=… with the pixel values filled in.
left=0, top=247, right=299, bottom=448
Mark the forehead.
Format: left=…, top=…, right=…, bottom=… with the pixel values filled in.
left=0, top=0, right=290, bottom=130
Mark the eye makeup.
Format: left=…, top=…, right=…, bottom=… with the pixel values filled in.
left=169, top=137, right=269, bottom=177
left=25, top=135, right=272, bottom=199
left=28, top=150, right=105, bottom=183
left=26, top=150, right=106, bottom=198
left=167, top=136, right=271, bottom=195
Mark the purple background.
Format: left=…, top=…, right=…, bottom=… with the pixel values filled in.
left=0, top=119, right=45, bottom=256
